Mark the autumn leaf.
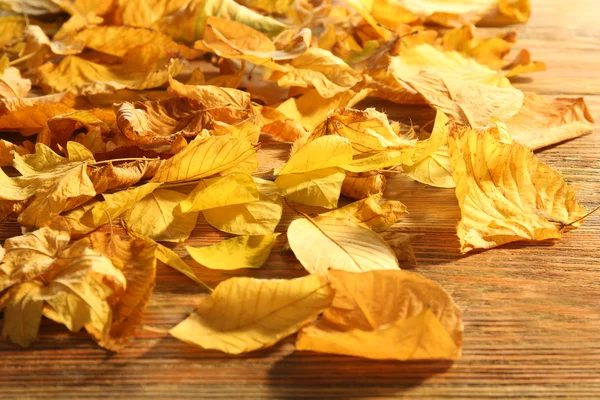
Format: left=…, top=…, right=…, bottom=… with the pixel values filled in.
left=186, top=234, right=279, bottom=270
left=0, top=63, right=31, bottom=99
left=341, top=171, right=387, bottom=200
left=169, top=274, right=333, bottom=354
left=123, top=189, right=199, bottom=242
left=152, top=134, right=258, bottom=183
left=288, top=215, right=399, bottom=275
left=381, top=231, right=423, bottom=265
left=296, top=269, right=463, bottom=360
left=36, top=109, right=112, bottom=150
left=180, top=173, right=259, bottom=212
left=0, top=282, right=45, bottom=348
left=0, top=139, right=32, bottom=167
left=321, top=193, right=406, bottom=232
left=203, top=177, right=283, bottom=235
left=449, top=127, right=586, bottom=253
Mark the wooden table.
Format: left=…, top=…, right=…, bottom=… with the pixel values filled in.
left=2, top=0, right=599, bottom=398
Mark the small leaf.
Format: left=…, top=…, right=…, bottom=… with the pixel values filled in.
left=180, top=173, right=259, bottom=212
left=275, top=167, right=345, bottom=209
left=321, top=193, right=406, bottom=232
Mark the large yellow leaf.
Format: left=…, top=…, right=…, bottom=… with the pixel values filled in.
left=123, top=189, right=199, bottom=242
left=449, top=128, right=586, bottom=253
left=276, top=136, right=353, bottom=175
left=89, top=233, right=157, bottom=351
left=203, top=177, right=282, bottom=235
left=0, top=226, right=70, bottom=292
left=36, top=52, right=183, bottom=95
left=186, top=234, right=279, bottom=270
left=152, top=134, right=258, bottom=183
left=275, top=168, right=346, bottom=209
left=402, top=111, right=455, bottom=188
left=504, top=92, right=595, bottom=151
left=296, top=269, right=463, bottom=360
left=321, top=193, right=407, bottom=232
left=180, top=173, right=259, bottom=212
left=287, top=216, right=399, bottom=275
left=0, top=282, right=44, bottom=348
left=169, top=274, right=333, bottom=354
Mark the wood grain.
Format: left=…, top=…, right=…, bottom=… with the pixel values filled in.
left=1, top=0, right=600, bottom=398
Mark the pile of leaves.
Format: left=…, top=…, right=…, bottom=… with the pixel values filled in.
left=0, top=0, right=595, bottom=359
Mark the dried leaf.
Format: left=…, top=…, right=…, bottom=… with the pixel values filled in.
left=123, top=189, right=199, bottom=243
left=288, top=216, right=399, bottom=275
left=186, top=234, right=279, bottom=270
left=277, top=135, right=354, bottom=175
left=296, top=269, right=463, bottom=360
left=341, top=171, right=387, bottom=200
left=380, top=231, right=423, bottom=264
left=169, top=274, right=333, bottom=354
left=449, top=128, right=586, bottom=253
left=276, top=168, right=346, bottom=209
left=180, top=173, right=259, bottom=212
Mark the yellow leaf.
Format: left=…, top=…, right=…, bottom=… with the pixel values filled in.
left=37, top=110, right=111, bottom=150
left=504, top=92, right=595, bottom=151
left=341, top=150, right=407, bottom=173
left=341, top=171, right=387, bottom=200
left=203, top=177, right=282, bottom=235
left=270, top=48, right=363, bottom=98
left=0, top=226, right=70, bottom=292
left=36, top=52, right=183, bottom=95
left=123, top=189, right=199, bottom=242
left=1, top=0, right=62, bottom=15
left=237, top=0, right=295, bottom=14
left=275, top=167, right=346, bottom=209
left=449, top=128, right=587, bottom=253
left=152, top=134, right=258, bottom=183
left=153, top=240, right=208, bottom=287
left=402, top=111, right=455, bottom=188
left=276, top=87, right=372, bottom=131
left=287, top=216, right=399, bottom=275
left=180, top=173, right=259, bottom=212
left=0, top=139, right=31, bottom=167
left=113, top=0, right=190, bottom=28
left=321, top=193, right=406, bottom=232
left=296, top=269, right=463, bottom=360
left=169, top=274, right=333, bottom=354
left=186, top=234, right=279, bottom=270
left=0, top=16, right=26, bottom=47
left=276, top=136, right=353, bottom=175
left=167, top=77, right=252, bottom=113
left=89, top=233, right=157, bottom=351
left=87, top=160, right=159, bottom=193
left=381, top=231, right=423, bottom=265
left=155, top=0, right=287, bottom=43
left=0, top=65, right=31, bottom=99
left=194, top=17, right=310, bottom=66
left=0, top=281, right=44, bottom=348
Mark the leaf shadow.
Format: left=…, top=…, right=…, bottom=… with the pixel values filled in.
left=266, top=352, right=454, bottom=399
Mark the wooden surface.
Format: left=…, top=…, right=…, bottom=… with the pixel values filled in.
left=2, top=0, right=600, bottom=398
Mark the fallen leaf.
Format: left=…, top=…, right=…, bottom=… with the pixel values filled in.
left=296, top=269, right=463, bottom=360
left=36, top=109, right=112, bottom=150
left=186, top=234, right=279, bottom=270
left=0, top=65, right=31, bottom=99
left=341, top=171, right=387, bottom=200
left=380, top=231, right=423, bottom=264
left=180, top=173, right=259, bottom=212
left=276, top=168, right=347, bottom=209
left=277, top=135, right=354, bottom=175
left=449, top=127, right=586, bottom=253
left=169, top=274, right=333, bottom=354
left=288, top=215, right=399, bottom=275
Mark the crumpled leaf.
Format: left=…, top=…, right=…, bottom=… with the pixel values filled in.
left=288, top=215, right=399, bottom=275
left=180, top=173, right=259, bottom=212
left=1, top=0, right=62, bottom=15
left=36, top=109, right=112, bottom=150
left=0, top=226, right=70, bottom=292
left=186, top=234, right=279, bottom=270
left=321, top=193, right=406, bottom=232
left=89, top=233, right=157, bottom=351
left=194, top=17, right=310, bottom=66
left=0, top=64, right=31, bottom=99
left=449, top=127, right=586, bottom=253
left=152, top=134, right=258, bottom=183
left=203, top=177, right=282, bottom=235
left=341, top=171, right=387, bottom=200
left=156, top=0, right=287, bottom=43
left=380, top=231, right=423, bottom=265
left=36, top=49, right=184, bottom=95
left=503, top=92, right=595, bottom=150
left=402, top=111, right=454, bottom=188
left=169, top=274, right=333, bottom=354
left=0, top=139, right=32, bottom=167
left=123, top=189, right=199, bottom=242
left=296, top=269, right=463, bottom=360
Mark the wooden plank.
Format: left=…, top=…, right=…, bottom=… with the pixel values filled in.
left=1, top=0, right=599, bottom=398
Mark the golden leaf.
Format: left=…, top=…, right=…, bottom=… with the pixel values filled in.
left=186, top=234, right=279, bottom=270
left=402, top=111, right=454, bottom=188
left=296, top=269, right=463, bottom=360
left=277, top=135, right=354, bottom=175
left=0, top=16, right=26, bottom=47
left=341, top=171, right=387, bottom=200
left=90, top=233, right=157, bottom=351
left=449, top=128, right=586, bottom=253
left=0, top=226, right=70, bottom=292
left=380, top=231, right=423, bottom=265
left=0, top=282, right=44, bottom=348
left=321, top=193, right=406, bottom=232
left=153, top=240, right=208, bottom=287
left=36, top=110, right=112, bottom=150
left=0, top=65, right=31, bottom=99
left=504, top=92, right=595, bottom=150
left=152, top=134, right=258, bottom=183
left=275, top=168, right=346, bottom=209
left=180, top=173, right=259, bottom=212
left=203, top=177, right=282, bottom=235
left=0, top=139, right=32, bottom=167
left=169, top=274, right=333, bottom=354
left=1, top=0, right=62, bottom=15
left=123, top=189, right=199, bottom=242
left=287, top=215, right=399, bottom=275
left=237, top=0, right=295, bottom=14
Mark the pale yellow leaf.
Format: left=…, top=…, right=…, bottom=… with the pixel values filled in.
left=180, top=173, right=259, bottom=212
left=276, top=135, right=353, bottom=175
left=275, top=167, right=346, bottom=209
left=321, top=193, right=406, bottom=232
